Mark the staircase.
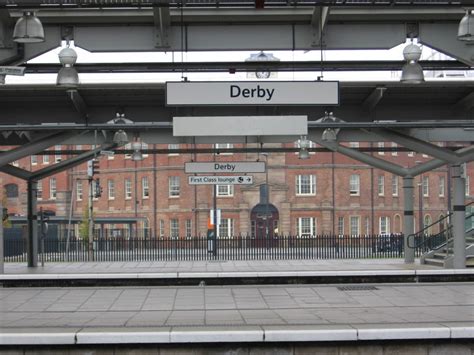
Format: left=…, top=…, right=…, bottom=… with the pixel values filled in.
left=418, top=203, right=474, bottom=268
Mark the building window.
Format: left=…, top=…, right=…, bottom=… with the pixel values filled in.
left=378, top=142, right=385, bottom=155
left=392, top=175, right=398, bottom=196
left=338, top=217, right=344, bottom=236
left=379, top=216, right=390, bottom=234
left=466, top=176, right=470, bottom=197
left=169, top=176, right=180, bottom=197
left=124, top=143, right=132, bottom=159
left=12, top=160, right=19, bottom=167
left=170, top=219, right=179, bottom=239
left=439, top=176, right=445, bottom=197
left=108, top=179, right=115, bottom=200
left=159, top=219, right=165, bottom=238
left=36, top=181, right=42, bottom=200
left=218, top=218, right=234, bottom=238
left=43, top=154, right=49, bottom=164
left=378, top=175, right=385, bottom=196
left=76, top=181, right=83, bottom=201
left=295, top=139, right=316, bottom=154
left=350, top=216, right=360, bottom=236
left=422, top=176, right=429, bottom=197
left=408, top=151, right=415, bottom=157
left=349, top=142, right=359, bottom=148
left=125, top=178, right=132, bottom=200
left=214, top=143, right=233, bottom=155
left=31, top=155, right=37, bottom=165
left=297, top=217, right=316, bottom=237
left=365, top=217, right=370, bottom=235
left=50, top=178, right=57, bottom=200
left=349, top=174, right=360, bottom=196
left=391, top=142, right=398, bottom=156
left=54, top=145, right=62, bottom=163
left=141, top=142, right=149, bottom=158
left=185, top=219, right=192, bottom=238
left=217, top=184, right=234, bottom=197
left=296, top=175, right=316, bottom=196
left=5, top=184, right=19, bottom=198
left=168, top=143, right=179, bottom=156
left=424, top=214, right=432, bottom=234
left=142, top=176, right=150, bottom=199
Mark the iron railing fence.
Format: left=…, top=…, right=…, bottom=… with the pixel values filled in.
left=3, top=234, right=416, bottom=263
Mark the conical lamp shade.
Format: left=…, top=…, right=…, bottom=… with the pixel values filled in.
left=458, top=11, right=474, bottom=42
left=13, top=12, right=45, bottom=43
left=401, top=62, right=424, bottom=84
left=57, top=67, right=79, bottom=87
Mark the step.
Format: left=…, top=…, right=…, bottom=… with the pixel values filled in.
left=424, top=258, right=445, bottom=267
left=433, top=252, right=448, bottom=259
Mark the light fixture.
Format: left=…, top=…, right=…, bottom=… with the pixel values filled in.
left=245, top=51, right=279, bottom=79
left=57, top=46, right=79, bottom=87
left=400, top=42, right=424, bottom=84
left=319, top=111, right=340, bottom=142
left=458, top=10, right=474, bottom=42
left=113, top=130, right=128, bottom=145
left=131, top=141, right=144, bottom=161
left=13, top=11, right=45, bottom=43
left=0, top=75, right=4, bottom=85
left=298, top=136, right=310, bottom=160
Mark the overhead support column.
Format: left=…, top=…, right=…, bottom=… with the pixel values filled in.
left=26, top=180, right=38, bottom=268
left=403, top=176, right=415, bottom=264
left=452, top=164, right=466, bottom=269
left=153, top=1, right=171, bottom=49
left=311, top=6, right=330, bottom=47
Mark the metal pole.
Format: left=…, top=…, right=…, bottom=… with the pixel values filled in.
left=65, top=180, right=76, bottom=262
left=88, top=177, right=94, bottom=261
left=403, top=177, right=415, bottom=263
left=452, top=164, right=466, bottom=269
left=419, top=179, right=424, bottom=234
left=265, top=157, right=269, bottom=240
left=0, top=202, right=4, bottom=274
left=26, top=180, right=38, bottom=267
left=213, top=184, right=217, bottom=258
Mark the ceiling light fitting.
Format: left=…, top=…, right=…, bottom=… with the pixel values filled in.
left=458, top=10, right=474, bottom=42
left=57, top=45, right=79, bottom=87
left=400, top=42, right=424, bottom=84
left=13, top=11, right=45, bottom=43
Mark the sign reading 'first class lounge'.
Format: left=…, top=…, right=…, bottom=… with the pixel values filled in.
left=166, top=81, right=339, bottom=106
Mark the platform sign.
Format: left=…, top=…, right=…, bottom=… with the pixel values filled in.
left=185, top=162, right=265, bottom=173
left=166, top=81, right=339, bottom=106
left=189, top=175, right=253, bottom=185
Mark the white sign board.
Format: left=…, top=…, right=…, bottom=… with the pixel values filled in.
left=189, top=175, right=253, bottom=185
left=173, top=116, right=307, bottom=136
left=185, top=162, right=265, bottom=173
left=166, top=81, right=339, bottom=106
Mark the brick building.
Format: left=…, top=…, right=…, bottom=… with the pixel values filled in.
left=1, top=142, right=473, bottom=239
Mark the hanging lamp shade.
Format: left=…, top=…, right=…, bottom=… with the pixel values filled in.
left=458, top=10, right=474, bottom=42
left=401, top=62, right=425, bottom=84
left=56, top=66, right=79, bottom=87
left=13, top=12, right=45, bottom=43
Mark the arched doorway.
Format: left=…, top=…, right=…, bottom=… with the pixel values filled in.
left=250, top=203, right=279, bottom=239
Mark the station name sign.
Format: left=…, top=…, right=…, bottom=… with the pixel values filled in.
left=166, top=81, right=339, bottom=106
left=185, top=162, right=265, bottom=173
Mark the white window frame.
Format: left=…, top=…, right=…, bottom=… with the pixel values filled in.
left=349, top=142, right=359, bottom=148
left=378, top=142, right=385, bottom=155
left=439, top=176, right=445, bottom=197
left=296, top=175, right=316, bottom=196
left=125, top=178, right=132, bottom=200
left=43, top=154, right=49, bottom=165
left=168, top=143, right=180, bottom=156
left=391, top=142, right=398, bottom=156
left=337, top=216, right=344, bottom=236
left=142, top=176, right=150, bottom=199
left=422, top=176, right=429, bottom=197
left=214, top=143, right=233, bottom=155
left=54, top=145, right=62, bottom=163
left=31, top=155, right=37, bottom=165
left=50, top=178, right=57, bottom=200
left=392, top=175, right=399, bottom=196
left=217, top=218, right=234, bottom=238
left=424, top=214, right=432, bottom=234
left=37, top=181, right=43, bottom=200
left=349, top=174, right=360, bottom=196
left=169, top=176, right=180, bottom=197
left=185, top=219, right=192, bottom=238
left=378, top=175, right=385, bottom=196
left=350, top=216, right=360, bottom=236
left=76, top=181, right=83, bottom=201
left=108, top=179, right=115, bottom=200
left=170, top=219, right=179, bottom=239
left=408, top=151, right=415, bottom=157
left=141, top=142, right=149, bottom=158
left=294, top=139, right=316, bottom=155
left=297, top=217, right=316, bottom=237
left=217, top=184, right=234, bottom=197
left=379, top=216, right=390, bottom=234
left=159, top=219, right=165, bottom=238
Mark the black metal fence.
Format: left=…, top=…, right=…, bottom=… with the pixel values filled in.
left=3, top=233, right=417, bottom=262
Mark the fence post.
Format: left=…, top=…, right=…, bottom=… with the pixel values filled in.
left=0, top=202, right=4, bottom=274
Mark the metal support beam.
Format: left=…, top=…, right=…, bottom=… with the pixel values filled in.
left=0, top=9, right=13, bottom=48
left=452, top=164, right=466, bottom=269
left=31, top=143, right=117, bottom=181
left=403, top=176, right=415, bottom=264
left=0, top=131, right=77, bottom=168
left=313, top=137, right=408, bottom=177
left=368, top=128, right=459, bottom=163
left=362, top=87, right=386, bottom=112
left=154, top=2, right=170, bottom=48
left=453, top=92, right=474, bottom=113
left=26, top=180, right=38, bottom=267
left=67, top=89, right=88, bottom=121
left=311, top=6, right=329, bottom=47
left=0, top=164, right=32, bottom=180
